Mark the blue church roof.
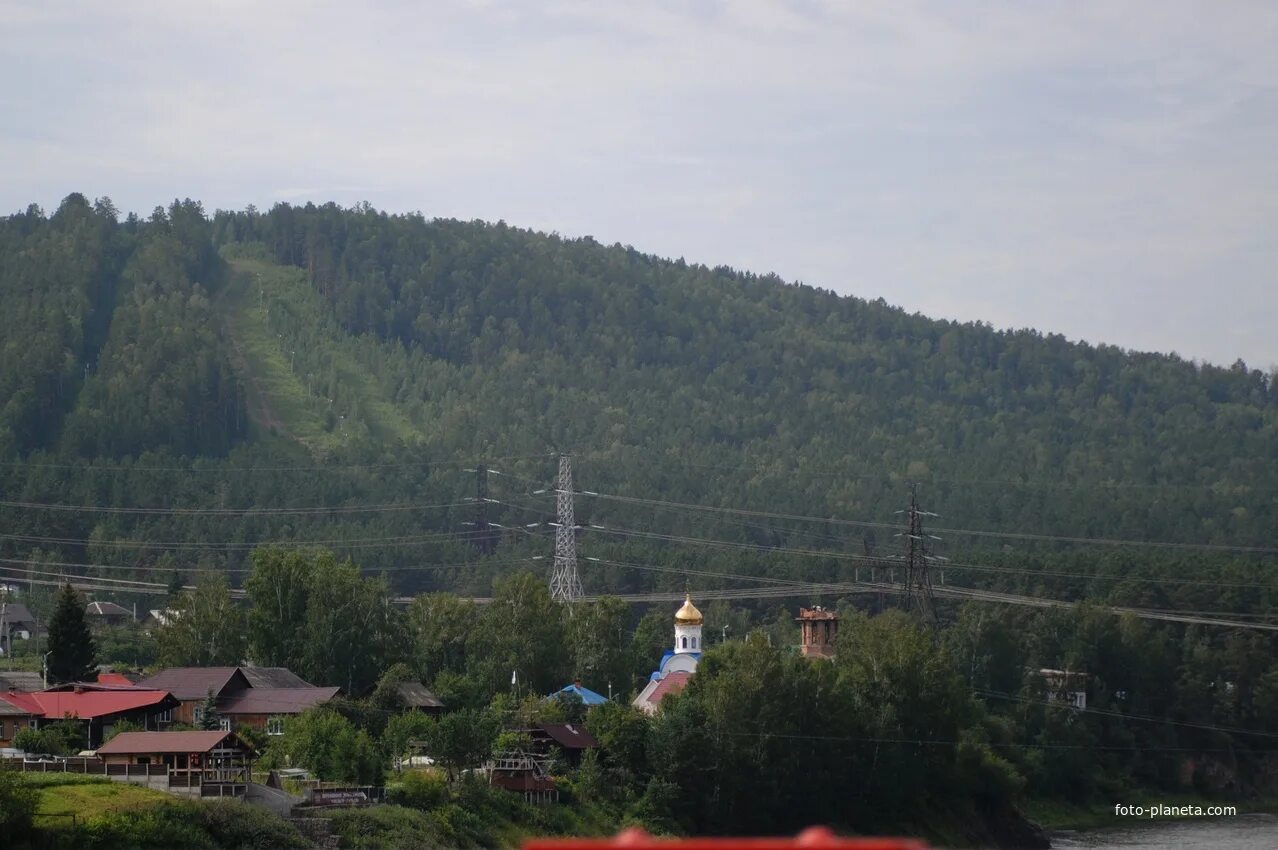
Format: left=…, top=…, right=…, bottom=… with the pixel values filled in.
left=549, top=682, right=609, bottom=705
left=649, top=650, right=701, bottom=680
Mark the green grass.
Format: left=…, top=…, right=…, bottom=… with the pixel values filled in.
left=18, top=775, right=313, bottom=848
left=219, top=252, right=423, bottom=453
left=36, top=778, right=171, bottom=822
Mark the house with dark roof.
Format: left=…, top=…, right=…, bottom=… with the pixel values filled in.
left=1, top=602, right=37, bottom=653
left=135, top=667, right=253, bottom=727
left=2, top=684, right=180, bottom=748
left=135, top=666, right=337, bottom=734
left=0, top=692, right=36, bottom=748
left=388, top=681, right=445, bottom=713
left=220, top=686, right=341, bottom=735
left=239, top=666, right=313, bottom=689
left=529, top=721, right=598, bottom=766
left=0, top=670, right=45, bottom=692
left=97, top=730, right=255, bottom=795
left=85, top=600, right=133, bottom=628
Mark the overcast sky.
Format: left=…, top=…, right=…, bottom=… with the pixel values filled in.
left=2, top=1, right=1275, bottom=368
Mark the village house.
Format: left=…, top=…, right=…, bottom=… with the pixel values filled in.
left=135, top=667, right=253, bottom=727
left=135, top=666, right=338, bottom=734
left=218, top=686, right=341, bottom=735
left=384, top=681, right=446, bottom=714
left=0, top=670, right=45, bottom=692
left=84, top=600, right=134, bottom=629
left=529, top=721, right=598, bottom=766
left=0, top=683, right=180, bottom=748
left=0, top=601, right=38, bottom=654
left=0, top=693, right=36, bottom=748
left=633, top=595, right=703, bottom=715
left=96, top=730, right=255, bottom=795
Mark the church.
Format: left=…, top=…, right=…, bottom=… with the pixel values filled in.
left=632, top=594, right=703, bottom=715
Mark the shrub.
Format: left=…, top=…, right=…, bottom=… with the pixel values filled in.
left=0, top=767, right=39, bottom=842
left=326, top=804, right=446, bottom=849
left=192, top=799, right=312, bottom=849
left=389, top=769, right=448, bottom=810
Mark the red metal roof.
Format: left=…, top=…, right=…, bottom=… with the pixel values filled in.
left=7, top=688, right=176, bottom=719
left=0, top=693, right=35, bottom=716
left=95, top=672, right=140, bottom=687
left=219, top=686, right=340, bottom=715
left=647, top=670, right=693, bottom=705
left=97, top=730, right=244, bottom=755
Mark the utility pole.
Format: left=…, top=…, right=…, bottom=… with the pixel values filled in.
left=549, top=453, right=584, bottom=605
left=896, top=485, right=942, bottom=627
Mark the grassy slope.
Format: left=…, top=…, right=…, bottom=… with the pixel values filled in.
left=20, top=774, right=313, bottom=849
left=219, top=252, right=422, bottom=453
left=36, top=777, right=171, bottom=820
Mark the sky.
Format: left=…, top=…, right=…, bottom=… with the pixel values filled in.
left=2, top=1, right=1276, bottom=368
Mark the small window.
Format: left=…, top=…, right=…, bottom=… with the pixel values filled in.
left=193, top=707, right=205, bottom=724
left=156, top=708, right=173, bottom=724
left=266, top=717, right=284, bottom=736
left=691, top=636, right=698, bottom=649
left=681, top=636, right=687, bottom=649
left=218, top=718, right=231, bottom=732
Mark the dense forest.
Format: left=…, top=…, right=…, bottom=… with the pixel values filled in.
left=1, top=194, right=1274, bottom=607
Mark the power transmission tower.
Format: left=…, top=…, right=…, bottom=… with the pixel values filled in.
left=549, top=453, right=583, bottom=604
left=896, top=486, right=942, bottom=626
left=469, top=463, right=498, bottom=555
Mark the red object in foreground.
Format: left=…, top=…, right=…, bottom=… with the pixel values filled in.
left=525, top=827, right=928, bottom=850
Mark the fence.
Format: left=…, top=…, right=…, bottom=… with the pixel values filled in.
left=1, top=756, right=108, bottom=774
left=2, top=757, right=225, bottom=785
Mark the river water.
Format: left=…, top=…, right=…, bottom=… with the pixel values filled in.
left=1049, top=813, right=1278, bottom=849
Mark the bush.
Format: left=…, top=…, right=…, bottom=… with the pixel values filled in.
left=275, top=707, right=384, bottom=784
left=389, top=770, right=448, bottom=810
left=14, top=722, right=83, bottom=756
left=103, top=719, right=143, bottom=743
left=0, top=767, right=39, bottom=842
left=326, top=805, right=446, bottom=849
left=31, top=798, right=311, bottom=850
left=191, top=799, right=313, bottom=849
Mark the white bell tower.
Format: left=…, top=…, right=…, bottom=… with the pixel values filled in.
left=673, top=595, right=703, bottom=654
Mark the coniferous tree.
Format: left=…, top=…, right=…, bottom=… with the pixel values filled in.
left=198, top=689, right=221, bottom=731
left=46, top=584, right=97, bottom=684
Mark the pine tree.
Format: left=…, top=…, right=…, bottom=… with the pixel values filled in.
left=198, top=689, right=221, bottom=731
left=46, top=584, right=96, bottom=684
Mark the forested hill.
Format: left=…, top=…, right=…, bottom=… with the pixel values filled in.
left=1, top=194, right=1276, bottom=597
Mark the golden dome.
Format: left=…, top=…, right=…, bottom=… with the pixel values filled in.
left=674, top=595, right=703, bottom=625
